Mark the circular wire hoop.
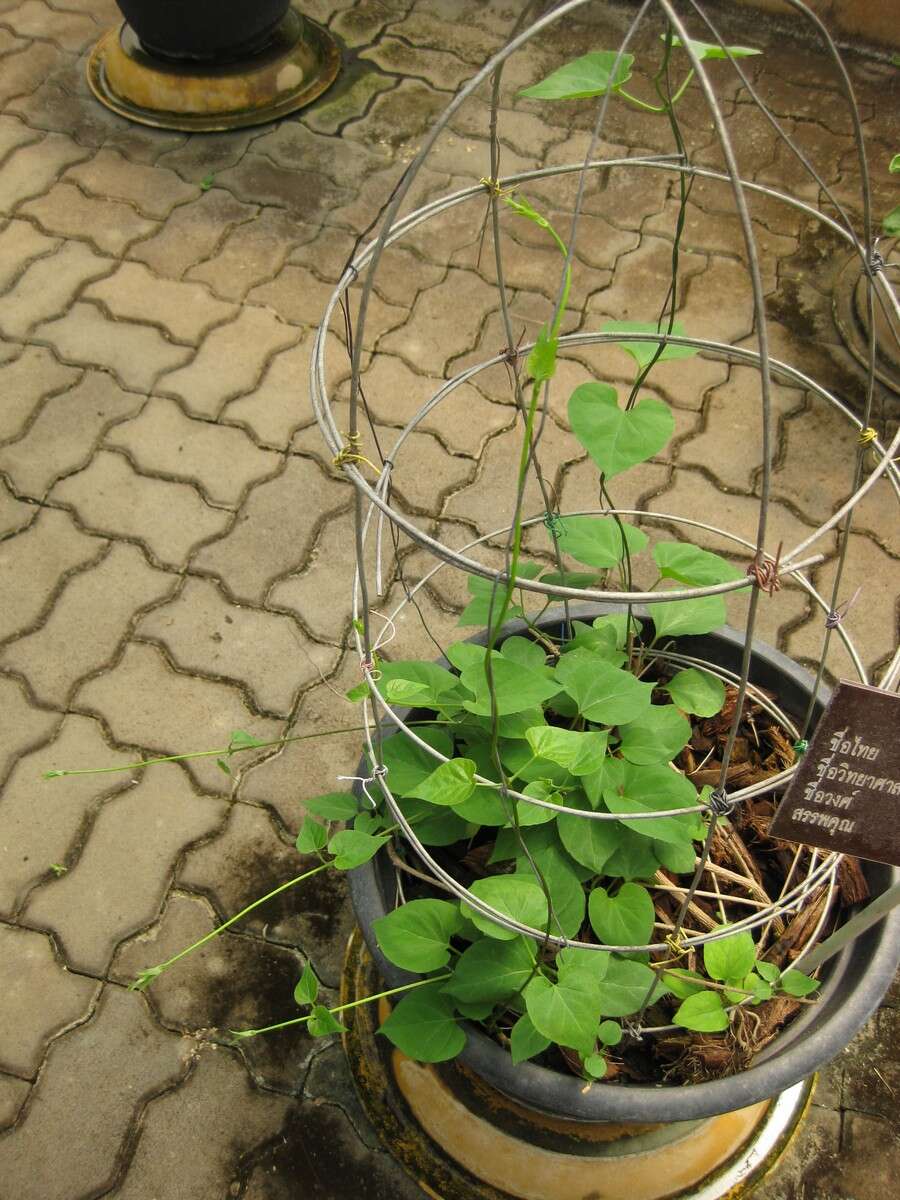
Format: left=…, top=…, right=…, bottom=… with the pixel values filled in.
left=311, top=0, right=898, bottom=1018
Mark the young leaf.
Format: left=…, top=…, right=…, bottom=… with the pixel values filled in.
left=647, top=592, right=727, bottom=639
left=374, top=899, right=465, bottom=972
left=588, top=883, right=655, bottom=948
left=528, top=324, right=558, bottom=382
left=597, top=1019, right=623, bottom=1047
left=378, top=660, right=461, bottom=706
left=305, top=792, right=360, bottom=821
left=379, top=727, right=453, bottom=795
left=308, top=1005, right=348, bottom=1037
left=883, top=205, right=900, bottom=236
left=383, top=679, right=432, bottom=705
left=596, top=956, right=659, bottom=1017
left=754, top=960, right=780, bottom=984
left=583, top=1052, right=608, bottom=1079
left=890, top=153, right=900, bottom=174
left=779, top=969, right=820, bottom=997
left=673, top=991, right=729, bottom=1033
left=618, top=705, right=691, bottom=765
left=294, top=963, right=319, bottom=1007
left=604, top=319, right=697, bottom=369
left=446, top=937, right=535, bottom=1005
left=327, top=829, right=388, bottom=870
left=230, top=729, right=266, bottom=750
left=653, top=542, right=742, bottom=586
left=519, top=49, right=635, bottom=101
left=460, top=653, right=561, bottom=717
left=216, top=758, right=232, bottom=776
left=295, top=816, right=328, bottom=855
left=664, top=668, right=726, bottom=717
left=667, top=34, right=761, bottom=61
left=345, top=681, right=370, bottom=702
left=703, top=928, right=757, bottom=983
left=379, top=985, right=466, bottom=1062
left=525, top=726, right=609, bottom=777
left=466, top=875, right=550, bottom=941
left=569, top=383, right=674, bottom=479
left=510, top=1012, right=552, bottom=1064
left=408, top=758, right=477, bottom=807
left=556, top=514, right=648, bottom=569
left=556, top=656, right=653, bottom=725
left=524, top=974, right=599, bottom=1054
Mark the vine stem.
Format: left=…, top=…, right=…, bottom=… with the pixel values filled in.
left=231, top=971, right=454, bottom=1039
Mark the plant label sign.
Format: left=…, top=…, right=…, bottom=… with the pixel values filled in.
left=770, top=681, right=900, bottom=867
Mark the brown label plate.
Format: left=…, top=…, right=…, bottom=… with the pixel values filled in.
left=769, top=681, right=900, bottom=867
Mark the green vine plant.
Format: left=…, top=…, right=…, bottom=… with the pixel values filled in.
left=46, top=30, right=823, bottom=1080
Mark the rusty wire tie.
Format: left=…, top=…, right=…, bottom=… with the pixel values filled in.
left=746, top=542, right=783, bottom=596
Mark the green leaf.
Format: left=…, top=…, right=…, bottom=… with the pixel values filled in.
left=754, top=960, right=780, bottom=984
left=883, top=204, right=900, bottom=236
left=647, top=592, right=726, bottom=639
left=519, top=49, right=635, bottom=100
left=378, top=660, right=462, bottom=707
left=618, top=704, right=691, bottom=766
left=528, top=324, right=558, bottom=383
left=456, top=999, right=495, bottom=1020
left=667, top=34, right=761, bottom=61
left=674, top=991, right=729, bottom=1033
left=380, top=727, right=453, bottom=795
left=890, top=154, right=900, bottom=174
left=558, top=804, right=624, bottom=875
left=661, top=968, right=706, bottom=999
left=345, top=681, right=370, bottom=702
left=500, top=636, right=548, bottom=673
left=583, top=1053, right=608, bottom=1079
left=510, top=1013, right=552, bottom=1064
left=524, top=974, right=599, bottom=1054
left=557, top=655, right=653, bottom=725
left=514, top=831, right=586, bottom=939
left=402, top=797, right=472, bottom=845
left=525, top=726, right=609, bottom=777
left=457, top=563, right=543, bottom=632
left=597, top=1019, right=623, bottom=1046
left=653, top=837, right=697, bottom=874
left=460, top=653, right=561, bottom=717
left=603, top=829, right=660, bottom=880
left=374, top=900, right=465, bottom=972
left=308, top=1005, right=347, bottom=1037
left=327, top=829, right=388, bottom=870
left=653, top=542, right=742, bottom=586
left=744, top=972, right=774, bottom=1003
left=447, top=937, right=535, bottom=1005
left=588, top=883, right=655, bottom=947
left=603, top=320, right=697, bottom=370
left=294, top=963, right=319, bottom=1007
left=408, top=758, right=476, bottom=807
left=556, top=945, right=610, bottom=987
left=569, top=382, right=674, bottom=479
left=216, top=758, right=232, bottom=776
left=556, top=515, right=648, bottom=569
left=230, top=729, right=266, bottom=750
left=295, top=816, right=328, bottom=855
left=305, top=792, right=360, bottom=821
left=466, top=875, right=550, bottom=940
left=200, top=172, right=215, bottom=190
left=664, top=668, right=726, bottom=717
left=704, top=928, right=757, bottom=983
left=604, top=763, right=703, bottom=845
left=516, top=781, right=561, bottom=827
left=596, top=956, right=659, bottom=1017
left=379, top=984, right=466, bottom=1062
left=779, top=969, right=820, bottom=997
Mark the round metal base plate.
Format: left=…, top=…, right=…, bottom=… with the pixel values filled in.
left=86, top=6, right=340, bottom=132
left=341, top=930, right=813, bottom=1200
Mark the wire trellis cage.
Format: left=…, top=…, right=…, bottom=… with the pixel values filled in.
left=312, top=0, right=899, bottom=1046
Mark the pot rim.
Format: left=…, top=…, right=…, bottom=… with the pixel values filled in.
left=347, top=607, right=900, bottom=1122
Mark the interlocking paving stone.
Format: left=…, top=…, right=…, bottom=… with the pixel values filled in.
left=361, top=34, right=476, bottom=91
left=0, top=476, right=35, bottom=537
left=0, top=368, right=143, bottom=498
left=0, top=111, right=41, bottom=162
left=23, top=762, right=225, bottom=973
left=50, top=450, right=232, bottom=569
left=0, top=985, right=191, bottom=1200
left=220, top=336, right=318, bottom=450
left=378, top=267, right=499, bottom=374
left=154, top=126, right=262, bottom=184
left=157, top=305, right=300, bottom=418
left=0, top=506, right=105, bottom=641
left=185, top=206, right=305, bottom=302
left=0, top=237, right=113, bottom=338
left=73, top=641, right=282, bottom=795
left=65, top=147, right=198, bottom=219
left=249, top=264, right=410, bottom=340
left=0, top=713, right=137, bottom=915
left=127, top=186, right=256, bottom=279
left=136, top=575, right=338, bottom=718
left=84, top=262, right=238, bottom=343
left=300, top=63, right=396, bottom=138
left=1, top=541, right=173, bottom=707
left=34, top=301, right=193, bottom=391
left=191, top=455, right=347, bottom=604
left=253, top=119, right=391, bottom=187
left=0, top=342, right=79, bottom=441
left=105, top=396, right=280, bottom=508
left=0, top=215, right=58, bottom=294
left=0, top=130, right=88, bottom=214
left=19, top=178, right=158, bottom=256
left=0, top=38, right=61, bottom=107
left=0, top=924, right=97, bottom=1077
left=1, top=0, right=98, bottom=51
left=0, top=674, right=59, bottom=786
left=113, top=1043, right=293, bottom=1198
left=212, top=152, right=351, bottom=220
left=0, top=1074, right=30, bottom=1131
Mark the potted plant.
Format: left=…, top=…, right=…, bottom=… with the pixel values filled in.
left=113, top=0, right=291, bottom=62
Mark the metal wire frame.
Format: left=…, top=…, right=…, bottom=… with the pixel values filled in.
left=310, top=1, right=896, bottom=983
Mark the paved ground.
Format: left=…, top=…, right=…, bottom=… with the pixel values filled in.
left=0, top=1, right=897, bottom=1198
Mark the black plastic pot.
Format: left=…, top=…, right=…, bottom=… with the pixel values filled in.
left=348, top=606, right=900, bottom=1122
left=115, top=0, right=291, bottom=63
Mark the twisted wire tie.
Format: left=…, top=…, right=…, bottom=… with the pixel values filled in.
left=865, top=247, right=885, bottom=276
left=746, top=542, right=782, bottom=597
left=707, top=787, right=734, bottom=816
left=858, top=426, right=878, bottom=447
left=333, top=430, right=380, bottom=475
left=479, top=175, right=514, bottom=199
left=825, top=586, right=862, bottom=630
left=793, top=738, right=809, bottom=755
left=664, top=932, right=689, bottom=960
left=543, top=510, right=566, bottom=537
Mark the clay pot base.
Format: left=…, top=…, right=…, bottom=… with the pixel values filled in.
left=341, top=930, right=813, bottom=1200
left=86, top=6, right=340, bottom=132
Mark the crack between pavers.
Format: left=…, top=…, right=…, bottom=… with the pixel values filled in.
left=82, top=284, right=244, bottom=353
left=121, top=190, right=262, bottom=279
left=0, top=529, right=110, bottom=647
left=0, top=359, right=85, bottom=452
left=14, top=176, right=164, bottom=258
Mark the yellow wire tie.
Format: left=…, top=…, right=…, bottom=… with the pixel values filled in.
left=332, top=431, right=380, bottom=476
left=479, top=176, right=514, bottom=199
left=665, top=932, right=688, bottom=959
left=858, top=427, right=877, bottom=447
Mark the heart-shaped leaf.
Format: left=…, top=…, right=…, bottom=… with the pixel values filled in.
left=618, top=704, right=691, bottom=765
left=673, top=991, right=729, bottom=1033
left=667, top=34, right=761, bottom=61
left=647, top=592, right=727, bottom=639
left=379, top=985, right=466, bottom=1062
left=467, top=875, right=550, bottom=940
left=603, top=320, right=697, bottom=370
left=557, top=654, right=653, bottom=725
left=556, top=514, right=648, bottom=569
left=704, top=928, right=756, bottom=983
left=408, top=758, right=476, bottom=807
left=589, top=882, right=655, bottom=947
left=569, top=383, right=674, bottom=478
left=524, top=974, right=599, bottom=1054
left=664, top=668, right=726, bottom=717
left=510, top=1013, right=551, bottom=1064
left=653, top=542, right=742, bottom=586
left=519, top=50, right=634, bottom=101
left=374, top=899, right=465, bottom=972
